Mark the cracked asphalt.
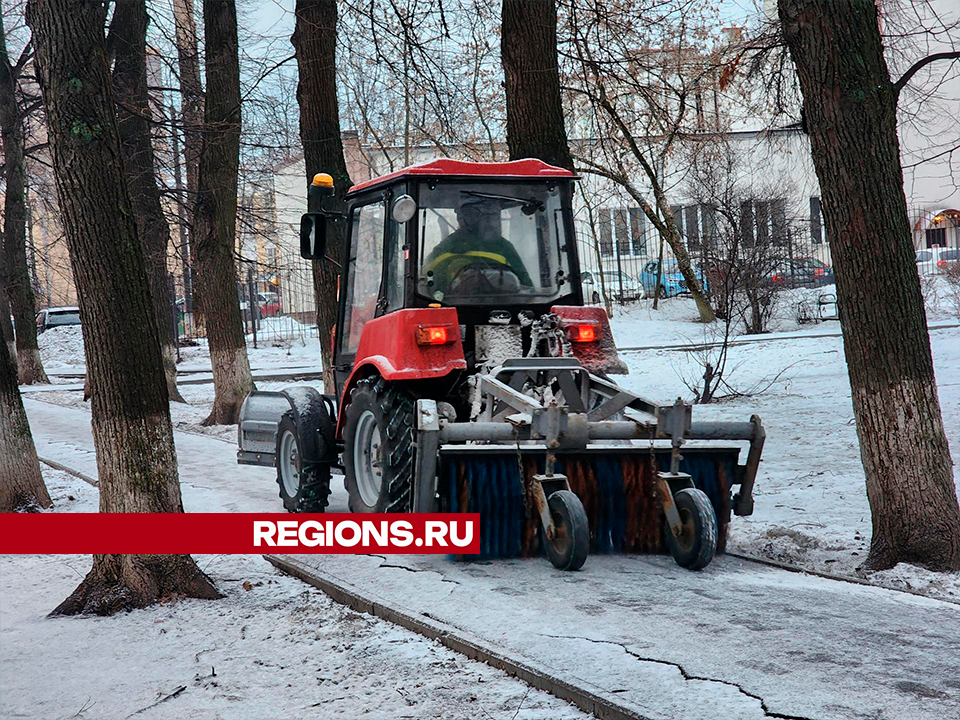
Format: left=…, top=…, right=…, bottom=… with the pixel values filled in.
left=284, top=552, right=960, bottom=720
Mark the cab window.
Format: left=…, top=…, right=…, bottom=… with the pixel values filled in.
left=341, top=200, right=385, bottom=354
left=384, top=214, right=406, bottom=313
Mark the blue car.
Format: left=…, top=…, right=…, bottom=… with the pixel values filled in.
left=639, top=260, right=708, bottom=298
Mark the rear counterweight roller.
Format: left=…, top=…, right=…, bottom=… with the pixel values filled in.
left=276, top=413, right=331, bottom=513
left=664, top=488, right=717, bottom=570
left=544, top=490, right=589, bottom=571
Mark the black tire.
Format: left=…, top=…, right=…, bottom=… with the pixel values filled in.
left=342, top=375, right=415, bottom=513
left=544, top=490, right=589, bottom=571
left=663, top=487, right=717, bottom=570
left=592, top=290, right=601, bottom=304
left=658, top=284, right=667, bottom=299
left=276, top=413, right=331, bottom=513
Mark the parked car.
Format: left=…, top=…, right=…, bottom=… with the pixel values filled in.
left=769, top=260, right=820, bottom=288
left=580, top=271, right=602, bottom=304
left=916, top=246, right=960, bottom=273
left=581, top=270, right=643, bottom=303
left=916, top=245, right=960, bottom=273
left=794, top=257, right=835, bottom=286
left=256, top=291, right=283, bottom=317
left=639, top=260, right=708, bottom=298
left=36, top=306, right=81, bottom=334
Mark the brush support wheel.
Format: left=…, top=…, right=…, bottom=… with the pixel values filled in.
left=544, top=490, right=589, bottom=571
left=664, top=488, right=717, bottom=570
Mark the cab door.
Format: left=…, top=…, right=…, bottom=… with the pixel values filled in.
left=333, top=195, right=385, bottom=393
left=332, top=186, right=409, bottom=397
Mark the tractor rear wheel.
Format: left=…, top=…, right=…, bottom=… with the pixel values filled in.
left=276, top=413, right=331, bottom=513
left=663, top=488, right=717, bottom=570
left=343, top=376, right=415, bottom=513
left=544, top=490, right=589, bottom=571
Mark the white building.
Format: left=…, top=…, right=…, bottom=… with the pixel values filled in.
left=269, top=0, right=960, bottom=311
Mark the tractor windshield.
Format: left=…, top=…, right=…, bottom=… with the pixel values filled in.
left=417, top=181, right=573, bottom=305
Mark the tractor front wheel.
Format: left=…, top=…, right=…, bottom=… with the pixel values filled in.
left=343, top=376, right=416, bottom=513
left=544, top=490, right=589, bottom=571
left=663, top=488, right=717, bottom=570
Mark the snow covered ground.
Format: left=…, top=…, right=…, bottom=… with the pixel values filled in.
left=38, top=319, right=323, bottom=374
left=26, top=291, right=960, bottom=599
left=10, top=292, right=960, bottom=718
left=0, top=468, right=587, bottom=720
left=611, top=303, right=960, bottom=602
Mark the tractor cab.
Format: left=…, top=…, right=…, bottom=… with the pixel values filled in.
left=300, top=159, right=608, bottom=406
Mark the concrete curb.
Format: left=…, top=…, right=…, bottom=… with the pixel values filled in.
left=618, top=321, right=960, bottom=353
left=38, top=456, right=98, bottom=487
left=264, top=554, right=654, bottom=720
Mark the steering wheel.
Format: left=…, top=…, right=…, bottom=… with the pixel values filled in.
left=447, top=260, right=521, bottom=295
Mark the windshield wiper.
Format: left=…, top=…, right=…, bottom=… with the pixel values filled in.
left=461, top=190, right=544, bottom=215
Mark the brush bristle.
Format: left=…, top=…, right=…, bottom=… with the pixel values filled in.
left=444, top=451, right=734, bottom=559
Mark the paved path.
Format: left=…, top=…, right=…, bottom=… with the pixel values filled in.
left=24, top=398, right=960, bottom=720
left=279, top=552, right=960, bottom=720
left=23, top=398, right=350, bottom=514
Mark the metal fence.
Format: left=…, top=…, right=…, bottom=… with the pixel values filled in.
left=170, top=257, right=319, bottom=350
left=574, top=204, right=960, bottom=309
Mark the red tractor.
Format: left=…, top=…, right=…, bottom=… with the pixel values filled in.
left=238, top=159, right=764, bottom=571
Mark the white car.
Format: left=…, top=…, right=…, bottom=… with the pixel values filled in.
left=916, top=246, right=959, bottom=273
left=36, top=306, right=81, bottom=334
left=581, top=270, right=643, bottom=303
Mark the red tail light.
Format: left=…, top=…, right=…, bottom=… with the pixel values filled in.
left=938, top=259, right=946, bottom=268
left=772, top=273, right=783, bottom=283
left=814, top=267, right=824, bottom=276
left=566, top=323, right=599, bottom=343
left=416, top=325, right=451, bottom=345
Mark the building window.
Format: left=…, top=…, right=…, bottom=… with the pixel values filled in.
left=926, top=227, right=947, bottom=248
left=740, top=198, right=788, bottom=247
left=598, top=208, right=614, bottom=257
left=629, top=207, right=646, bottom=255
left=810, top=197, right=826, bottom=244
left=614, top=208, right=630, bottom=256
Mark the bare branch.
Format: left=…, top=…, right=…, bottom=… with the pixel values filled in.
left=893, top=50, right=960, bottom=96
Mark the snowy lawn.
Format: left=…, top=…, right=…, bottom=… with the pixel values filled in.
left=611, top=307, right=960, bottom=602
left=38, top=321, right=323, bottom=375
left=0, top=468, right=587, bottom=720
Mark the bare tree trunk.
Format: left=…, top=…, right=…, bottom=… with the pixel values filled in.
left=654, top=198, right=714, bottom=323
left=174, top=0, right=203, bottom=314
left=0, top=278, right=17, bottom=374
left=292, top=0, right=352, bottom=393
left=111, top=0, right=184, bottom=403
left=501, top=0, right=574, bottom=171
left=26, top=0, right=219, bottom=614
left=780, top=0, right=960, bottom=571
left=0, top=14, right=48, bottom=385
left=0, top=327, right=51, bottom=512
left=193, top=0, right=254, bottom=425
left=653, top=231, right=665, bottom=310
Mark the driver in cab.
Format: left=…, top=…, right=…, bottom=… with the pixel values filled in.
left=424, top=199, right=533, bottom=296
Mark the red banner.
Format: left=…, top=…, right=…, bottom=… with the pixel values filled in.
left=0, top=513, right=481, bottom=554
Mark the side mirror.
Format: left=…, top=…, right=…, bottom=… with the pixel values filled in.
left=300, top=213, right=327, bottom=260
